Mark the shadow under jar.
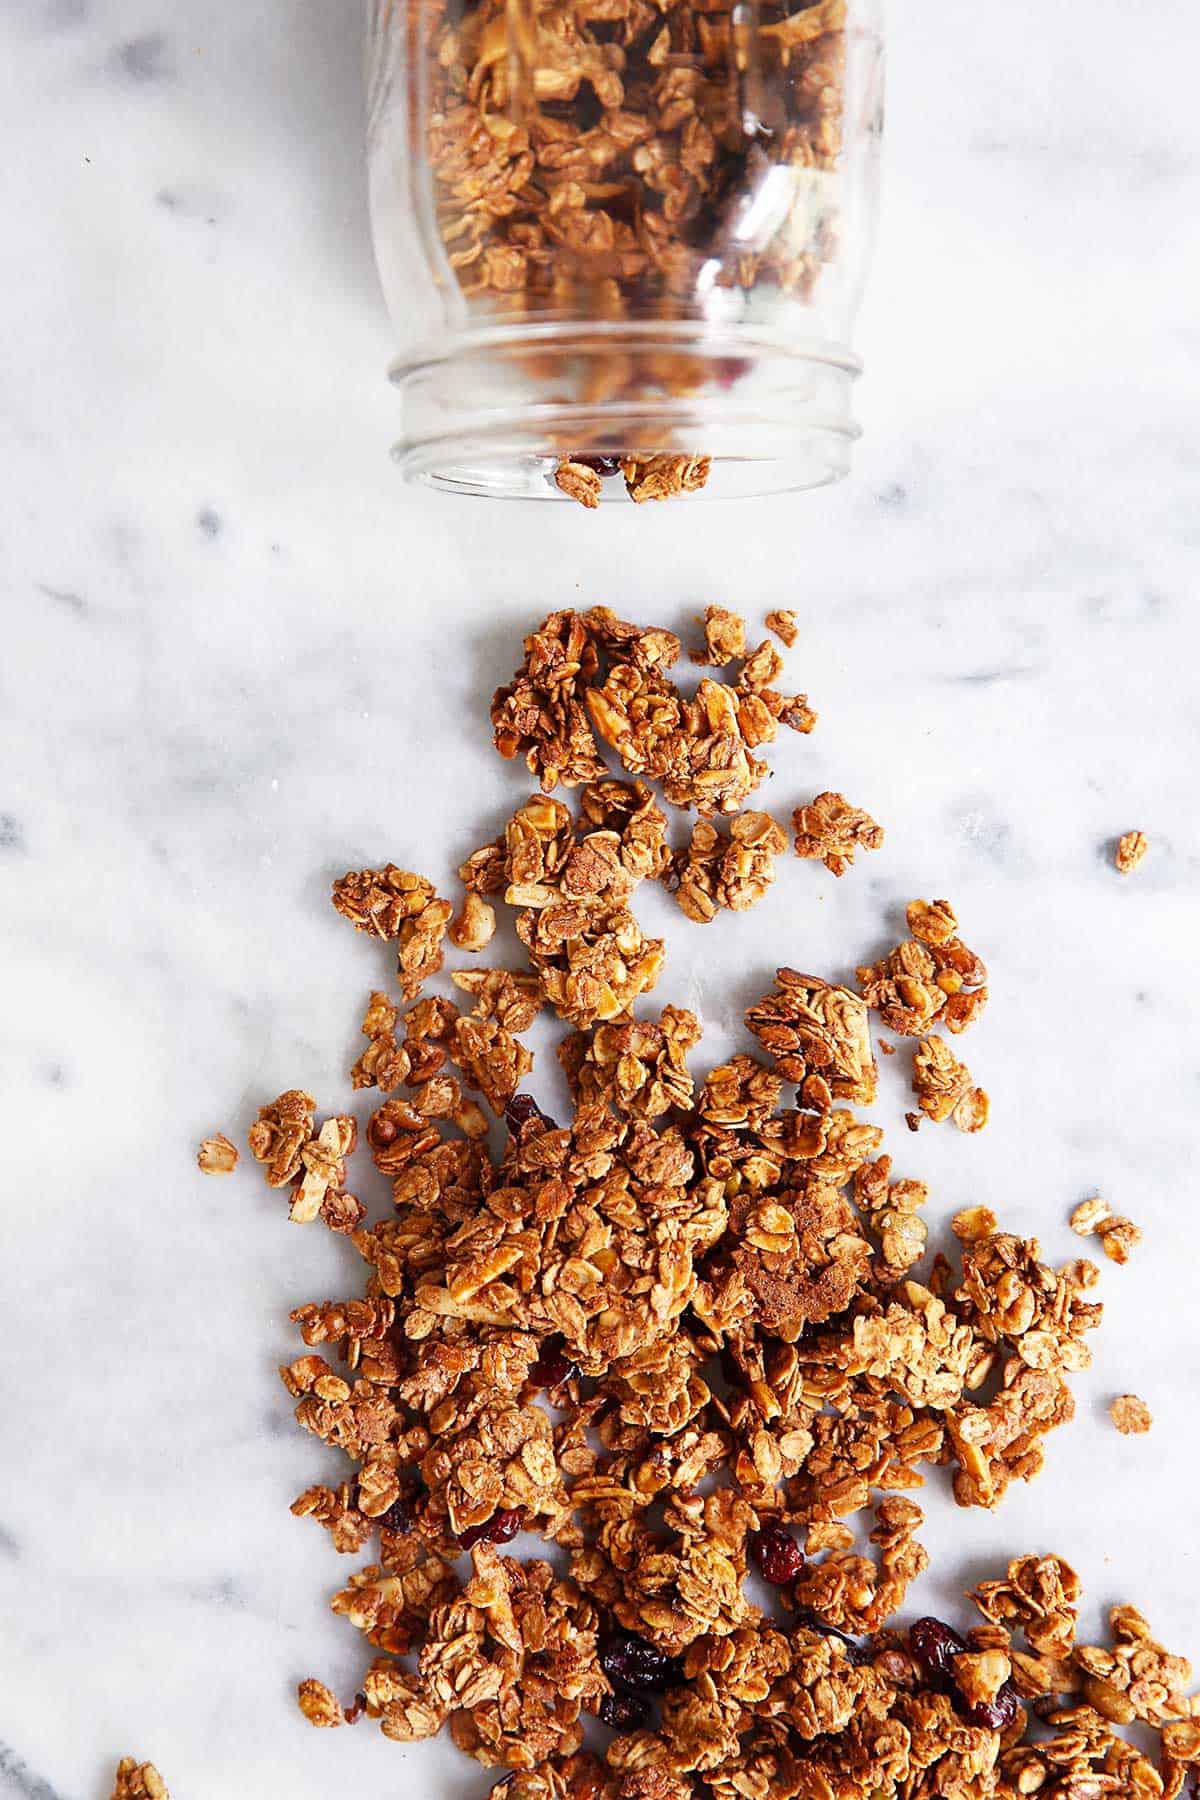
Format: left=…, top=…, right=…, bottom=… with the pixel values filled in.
left=367, top=0, right=884, bottom=501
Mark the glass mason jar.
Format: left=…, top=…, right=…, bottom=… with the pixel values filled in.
left=366, top=0, right=884, bottom=500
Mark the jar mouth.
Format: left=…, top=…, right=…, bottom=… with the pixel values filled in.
left=387, top=326, right=862, bottom=502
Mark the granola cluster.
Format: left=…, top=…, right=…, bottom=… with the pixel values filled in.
left=216, top=607, right=1184, bottom=1799
left=491, top=609, right=815, bottom=814
left=110, top=1762, right=169, bottom=1800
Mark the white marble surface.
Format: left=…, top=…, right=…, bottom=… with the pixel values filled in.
left=4, top=1, right=1200, bottom=1795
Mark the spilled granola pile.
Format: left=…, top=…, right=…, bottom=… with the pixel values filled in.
left=228, top=608, right=1192, bottom=1798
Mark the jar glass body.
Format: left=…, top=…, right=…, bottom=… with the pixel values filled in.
left=366, top=0, right=884, bottom=500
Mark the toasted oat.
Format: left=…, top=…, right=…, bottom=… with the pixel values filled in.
left=1098, top=1217, right=1141, bottom=1264
left=298, top=1677, right=352, bottom=1727
left=111, top=1762, right=169, bottom=1800
left=553, top=460, right=602, bottom=510
left=952, top=1205, right=999, bottom=1242
left=621, top=453, right=711, bottom=504
left=913, top=1035, right=989, bottom=1133
left=197, top=1132, right=238, bottom=1174
left=1110, top=1394, right=1152, bottom=1435
left=765, top=609, right=799, bottom=648
left=693, top=605, right=747, bottom=667
left=793, top=792, right=885, bottom=876
left=1069, top=1195, right=1112, bottom=1236
left=1115, top=830, right=1149, bottom=874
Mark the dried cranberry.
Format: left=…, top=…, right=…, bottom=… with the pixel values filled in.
left=960, top=1681, right=1022, bottom=1733
left=457, top=1507, right=523, bottom=1551
left=600, top=1631, right=683, bottom=1695
left=504, top=1092, right=557, bottom=1136
left=751, top=1523, right=805, bottom=1585
left=793, top=1607, right=872, bottom=1666
left=378, top=1495, right=412, bottom=1534
left=714, top=355, right=752, bottom=389
left=598, top=1691, right=649, bottom=1731
left=571, top=454, right=623, bottom=477
left=908, top=1616, right=968, bottom=1685
left=530, top=1339, right=577, bottom=1390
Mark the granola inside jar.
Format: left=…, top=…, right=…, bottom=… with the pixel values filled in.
left=367, top=0, right=884, bottom=499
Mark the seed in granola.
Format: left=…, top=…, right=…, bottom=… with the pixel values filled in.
left=750, top=1523, right=805, bottom=1585
left=457, top=1507, right=524, bottom=1551
left=601, top=1631, right=684, bottom=1694
left=530, top=1340, right=577, bottom=1391
left=598, top=1692, right=650, bottom=1731
left=1110, top=1394, right=1152, bottom=1435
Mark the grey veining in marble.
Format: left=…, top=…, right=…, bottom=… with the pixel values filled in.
left=3, top=1, right=1200, bottom=1796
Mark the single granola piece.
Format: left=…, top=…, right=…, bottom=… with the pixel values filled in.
left=197, top=1132, right=238, bottom=1174
left=745, top=970, right=878, bottom=1110
left=448, top=1010, right=534, bottom=1114
left=451, top=968, right=544, bottom=1034
left=332, top=865, right=435, bottom=939
left=668, top=812, right=789, bottom=922
left=1110, top=1394, right=1152, bottom=1435
left=1068, top=1197, right=1140, bottom=1263
left=247, top=1089, right=317, bottom=1187
left=111, top=1763, right=170, bottom=1800
left=792, top=793, right=885, bottom=877
left=490, top=611, right=607, bottom=792
left=291, top=1481, right=375, bottom=1556
left=554, top=460, right=603, bottom=509
left=854, top=1156, right=930, bottom=1275
left=1115, top=830, right=1149, bottom=874
left=1097, top=1218, right=1141, bottom=1264
left=857, top=899, right=988, bottom=1035
left=351, top=991, right=411, bottom=1093
left=290, top=1115, right=358, bottom=1224
left=398, top=896, right=454, bottom=1001
left=558, top=1005, right=701, bottom=1120
left=621, top=454, right=711, bottom=504
left=1074, top=1604, right=1192, bottom=1727
left=1069, top=1195, right=1112, bottom=1236
left=971, top=1553, right=1082, bottom=1660
left=692, top=606, right=746, bottom=667
left=449, top=891, right=497, bottom=953
left=696, top=1054, right=782, bottom=1132
left=298, top=1677, right=353, bottom=1727
left=765, top=609, right=799, bottom=648
left=912, top=1035, right=989, bottom=1134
